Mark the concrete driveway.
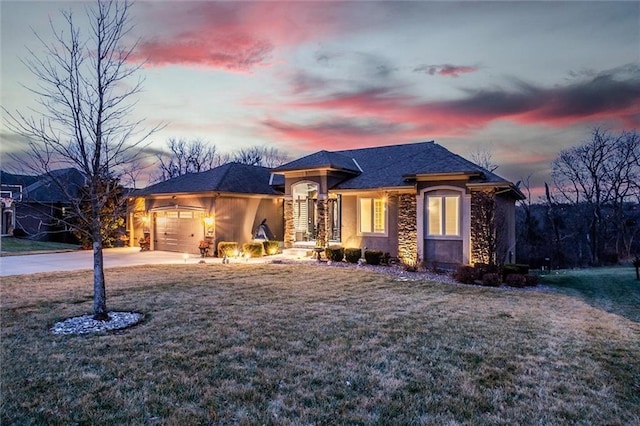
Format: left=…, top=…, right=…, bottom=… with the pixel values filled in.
left=0, top=247, right=199, bottom=277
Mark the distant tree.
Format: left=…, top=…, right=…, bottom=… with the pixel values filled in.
left=3, top=0, right=158, bottom=320
left=71, top=177, right=126, bottom=249
left=233, top=145, right=290, bottom=168
left=155, top=138, right=227, bottom=181
left=471, top=148, right=499, bottom=172
left=551, top=128, right=640, bottom=264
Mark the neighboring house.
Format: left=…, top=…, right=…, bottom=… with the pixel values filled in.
left=129, top=162, right=284, bottom=254
left=1, top=168, right=85, bottom=242
left=133, top=141, right=524, bottom=266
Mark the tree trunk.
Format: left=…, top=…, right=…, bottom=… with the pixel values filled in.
left=93, top=240, right=109, bottom=321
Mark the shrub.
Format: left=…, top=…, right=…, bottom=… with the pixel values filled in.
left=217, top=241, right=239, bottom=258
left=12, top=228, right=26, bottom=238
left=506, top=274, right=527, bottom=288
left=344, top=248, right=361, bottom=263
left=482, top=273, right=501, bottom=287
left=262, top=240, right=280, bottom=256
left=242, top=242, right=264, bottom=258
left=325, top=246, right=344, bottom=262
left=502, top=264, right=529, bottom=282
left=524, top=273, right=539, bottom=287
left=364, top=250, right=383, bottom=265
left=454, top=265, right=478, bottom=284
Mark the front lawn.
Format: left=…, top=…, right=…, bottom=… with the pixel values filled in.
left=0, top=236, right=80, bottom=253
left=541, top=266, right=640, bottom=323
left=1, top=264, right=639, bottom=424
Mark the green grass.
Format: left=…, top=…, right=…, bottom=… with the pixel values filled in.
left=2, top=264, right=639, bottom=425
left=541, top=266, right=640, bottom=323
left=0, top=236, right=80, bottom=253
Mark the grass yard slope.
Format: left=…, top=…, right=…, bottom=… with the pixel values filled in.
left=0, top=236, right=80, bottom=254
left=541, top=266, right=640, bottom=324
left=2, top=264, right=639, bottom=425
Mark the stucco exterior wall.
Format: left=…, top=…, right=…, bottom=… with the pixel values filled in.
left=339, top=193, right=399, bottom=256
left=131, top=194, right=283, bottom=254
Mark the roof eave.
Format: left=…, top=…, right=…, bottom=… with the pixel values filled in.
left=403, top=171, right=484, bottom=181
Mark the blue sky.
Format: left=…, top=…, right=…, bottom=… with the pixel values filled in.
left=1, top=1, right=639, bottom=195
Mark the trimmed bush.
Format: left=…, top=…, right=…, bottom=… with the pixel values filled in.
left=262, top=240, right=280, bottom=256
left=502, top=264, right=529, bottom=282
left=217, top=241, right=239, bottom=258
left=454, top=265, right=478, bottom=284
left=325, top=246, right=344, bottom=262
left=524, top=274, right=539, bottom=287
left=242, top=242, right=264, bottom=258
left=364, top=250, right=383, bottom=266
left=344, top=248, right=362, bottom=263
left=482, top=273, right=501, bottom=287
left=506, top=274, right=527, bottom=288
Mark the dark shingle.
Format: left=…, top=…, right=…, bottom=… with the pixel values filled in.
left=23, top=168, right=86, bottom=203
left=274, top=150, right=361, bottom=174
left=333, top=141, right=508, bottom=189
left=137, top=163, right=281, bottom=196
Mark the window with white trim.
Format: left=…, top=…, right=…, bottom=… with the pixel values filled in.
left=427, top=195, right=460, bottom=236
left=359, top=197, right=386, bottom=234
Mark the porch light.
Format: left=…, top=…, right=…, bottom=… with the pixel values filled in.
left=203, top=216, right=214, bottom=226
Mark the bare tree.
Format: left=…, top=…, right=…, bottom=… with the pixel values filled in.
left=233, top=145, right=290, bottom=168
left=155, top=138, right=227, bottom=181
left=471, top=148, right=499, bottom=172
left=552, top=128, right=640, bottom=264
left=3, top=1, right=158, bottom=320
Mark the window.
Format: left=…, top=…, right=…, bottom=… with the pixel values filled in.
left=360, top=197, right=386, bottom=234
left=427, top=195, right=459, bottom=236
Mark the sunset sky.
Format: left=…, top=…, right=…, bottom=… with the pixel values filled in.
left=1, top=1, right=639, bottom=195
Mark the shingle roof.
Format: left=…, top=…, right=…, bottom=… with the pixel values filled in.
left=273, top=150, right=361, bottom=174
left=137, top=162, right=282, bottom=196
left=23, top=168, right=86, bottom=203
left=274, top=141, right=510, bottom=190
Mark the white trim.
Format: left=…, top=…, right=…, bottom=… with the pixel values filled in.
left=352, top=158, right=364, bottom=173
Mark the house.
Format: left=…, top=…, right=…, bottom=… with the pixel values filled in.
left=130, top=141, right=524, bottom=265
left=1, top=168, right=85, bottom=242
left=129, top=162, right=284, bottom=254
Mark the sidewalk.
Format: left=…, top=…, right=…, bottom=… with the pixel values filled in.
left=0, top=247, right=312, bottom=277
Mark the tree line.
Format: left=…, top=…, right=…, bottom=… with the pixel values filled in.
left=517, top=128, right=640, bottom=268
left=153, top=138, right=290, bottom=182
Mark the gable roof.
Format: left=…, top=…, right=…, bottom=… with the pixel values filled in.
left=137, top=162, right=282, bottom=196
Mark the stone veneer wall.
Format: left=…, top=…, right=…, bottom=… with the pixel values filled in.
left=397, top=194, right=417, bottom=263
left=284, top=199, right=294, bottom=248
left=315, top=199, right=327, bottom=247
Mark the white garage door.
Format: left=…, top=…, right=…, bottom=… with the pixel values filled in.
left=154, top=210, right=203, bottom=253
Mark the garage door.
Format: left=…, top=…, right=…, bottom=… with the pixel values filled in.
left=154, top=210, right=203, bottom=253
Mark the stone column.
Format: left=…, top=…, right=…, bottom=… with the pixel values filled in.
left=284, top=198, right=294, bottom=248
left=397, top=194, right=417, bottom=263
left=315, top=198, right=328, bottom=247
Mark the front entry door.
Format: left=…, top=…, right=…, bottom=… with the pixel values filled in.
left=293, top=182, right=318, bottom=242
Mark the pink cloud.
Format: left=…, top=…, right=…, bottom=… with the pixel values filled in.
left=414, top=64, right=479, bottom=78
left=133, top=2, right=360, bottom=71
left=263, top=66, right=640, bottom=147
